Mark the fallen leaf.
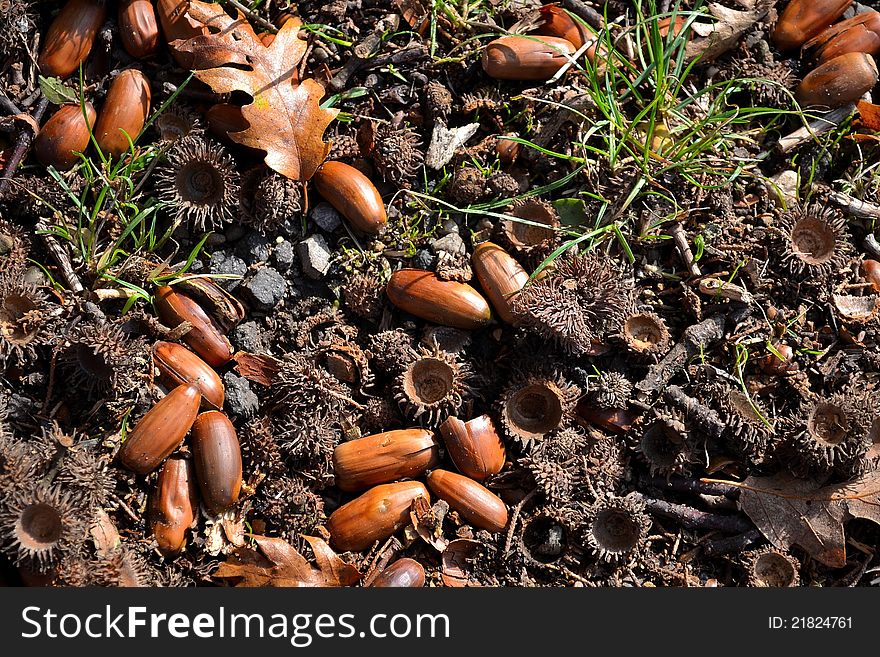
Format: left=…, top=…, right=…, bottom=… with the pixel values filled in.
left=233, top=351, right=281, bottom=386
left=685, top=0, right=774, bottom=62
left=173, top=1, right=338, bottom=184
left=738, top=470, right=880, bottom=568
left=425, top=122, right=480, bottom=169
left=856, top=100, right=880, bottom=132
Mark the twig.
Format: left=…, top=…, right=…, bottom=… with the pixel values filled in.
left=865, top=234, right=880, bottom=260
left=664, top=385, right=726, bottom=439
left=641, top=475, right=739, bottom=499
left=827, top=189, right=880, bottom=221
left=669, top=221, right=701, bottom=277
left=636, top=494, right=754, bottom=534
left=0, top=91, right=21, bottom=116
left=504, top=489, right=537, bottom=556
left=219, top=0, right=277, bottom=34
left=329, top=16, right=400, bottom=92
left=561, top=0, right=606, bottom=29
left=35, top=219, right=84, bottom=293
left=776, top=103, right=857, bottom=153
left=702, top=529, right=762, bottom=557
left=0, top=96, right=48, bottom=197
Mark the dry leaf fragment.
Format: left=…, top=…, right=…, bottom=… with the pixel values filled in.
left=411, top=496, right=449, bottom=551
left=233, top=351, right=281, bottom=386
left=738, top=469, right=880, bottom=568
left=684, top=0, right=774, bottom=62
left=173, top=1, right=338, bottom=184
left=425, top=122, right=480, bottom=169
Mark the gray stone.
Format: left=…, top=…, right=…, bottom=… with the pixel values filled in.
left=296, top=234, right=332, bottom=279
left=237, top=230, right=271, bottom=265
left=207, top=250, right=248, bottom=290
left=431, top=231, right=466, bottom=256
left=766, top=170, right=799, bottom=209
left=224, top=224, right=246, bottom=242
left=439, top=218, right=459, bottom=235
left=239, top=267, right=286, bottom=311
left=412, top=249, right=435, bottom=270
left=311, top=202, right=342, bottom=232
left=222, top=372, right=259, bottom=419
left=231, top=321, right=267, bottom=353
left=273, top=239, right=296, bottom=271
left=205, top=233, right=227, bottom=248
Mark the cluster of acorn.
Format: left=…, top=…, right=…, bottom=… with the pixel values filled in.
left=775, top=0, right=880, bottom=108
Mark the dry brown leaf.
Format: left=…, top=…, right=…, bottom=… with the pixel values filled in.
left=737, top=470, right=880, bottom=568
left=213, top=534, right=362, bottom=587
left=684, top=0, right=774, bottom=62
left=856, top=100, right=880, bottom=132
left=173, top=1, right=338, bottom=183
left=411, top=496, right=449, bottom=551
left=233, top=351, right=281, bottom=386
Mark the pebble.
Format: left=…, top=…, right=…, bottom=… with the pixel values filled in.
left=222, top=372, right=259, bottom=419
left=311, top=202, right=342, bottom=232
left=766, top=170, right=799, bottom=209
left=297, top=234, right=332, bottom=279
left=431, top=232, right=466, bottom=256
left=230, top=321, right=267, bottom=353
left=273, top=239, right=296, bottom=272
left=236, top=230, right=270, bottom=265
left=207, top=250, right=248, bottom=290
left=239, top=267, right=286, bottom=311
left=438, top=218, right=459, bottom=235
left=412, top=249, right=436, bottom=270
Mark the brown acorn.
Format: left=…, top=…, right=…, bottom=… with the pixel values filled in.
left=313, top=161, right=387, bottom=234
left=482, top=35, right=577, bottom=81
left=152, top=341, right=225, bottom=411
left=154, top=285, right=234, bottom=367
left=118, top=384, right=201, bottom=475
left=34, top=103, right=97, bottom=171
left=175, top=276, right=245, bottom=333
left=439, top=415, right=506, bottom=481
left=369, top=558, right=426, bottom=588
left=190, top=411, right=242, bottom=514
left=94, top=69, right=151, bottom=159
left=327, top=481, right=429, bottom=552
left=38, top=0, right=107, bottom=79
left=578, top=403, right=637, bottom=435
left=772, top=0, right=852, bottom=51
left=495, top=134, right=521, bottom=165
left=119, top=0, right=160, bottom=59
left=806, top=11, right=880, bottom=63
left=536, top=4, right=595, bottom=50
left=472, top=242, right=529, bottom=324
left=795, top=52, right=879, bottom=108
left=149, top=454, right=198, bottom=557
left=863, top=259, right=880, bottom=292
left=387, top=269, right=492, bottom=330
left=333, top=429, right=440, bottom=492
left=426, top=469, right=508, bottom=533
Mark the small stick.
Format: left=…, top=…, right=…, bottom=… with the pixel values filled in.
left=636, top=494, right=754, bottom=534
left=669, top=221, right=701, bottom=277
left=0, top=96, right=48, bottom=197
left=865, top=234, right=880, bottom=260
left=561, top=0, right=606, bottom=29
left=827, top=189, right=880, bottom=221
left=0, top=91, right=21, bottom=116
left=219, top=0, right=278, bottom=34
left=702, top=529, right=762, bottom=557
left=664, top=385, right=726, bottom=439
left=503, top=489, right=537, bottom=557
left=35, top=219, right=84, bottom=293
left=641, top=475, right=739, bottom=499
left=777, top=103, right=857, bottom=153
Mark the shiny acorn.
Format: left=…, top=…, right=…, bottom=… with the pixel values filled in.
left=327, top=481, right=430, bottom=552
left=94, top=69, right=151, bottom=159
left=472, top=242, right=529, bottom=325
left=118, top=383, right=201, bottom=475
left=152, top=341, right=225, bottom=411
left=149, top=454, right=198, bottom=557
left=155, top=285, right=234, bottom=367
left=119, top=0, right=160, bottom=59
left=795, top=51, right=879, bottom=108
left=176, top=276, right=245, bottom=333
left=772, top=0, right=853, bottom=51
left=34, top=103, right=97, bottom=171
left=38, top=0, right=107, bottom=78
left=313, top=161, right=387, bottom=234
left=862, top=259, right=880, bottom=292
left=806, top=11, right=880, bottom=64
left=482, top=35, right=577, bottom=81
left=439, top=415, right=506, bottom=481
left=536, top=4, right=595, bottom=50
left=333, top=429, right=440, bottom=492
left=426, top=469, right=508, bottom=533
left=387, top=269, right=492, bottom=330
left=191, top=411, right=242, bottom=514
left=369, top=558, right=426, bottom=588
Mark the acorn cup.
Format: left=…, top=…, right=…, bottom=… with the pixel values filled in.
left=94, top=69, right=152, bottom=159
left=150, top=454, right=198, bottom=557
left=795, top=52, right=879, bottom=108
left=386, top=269, right=492, bottom=330
left=38, top=0, right=108, bottom=79
left=190, top=411, right=242, bottom=515
left=471, top=242, right=529, bottom=325
left=369, top=558, right=426, bottom=588
left=118, top=383, right=201, bottom=475
left=439, top=415, right=506, bottom=481
left=119, top=0, right=161, bottom=59
left=805, top=11, right=880, bottom=64
left=482, top=35, right=577, bottom=81
left=332, top=429, right=440, bottom=492
left=426, top=469, right=508, bottom=533
left=326, top=481, right=430, bottom=552
left=152, top=341, right=225, bottom=411
left=312, top=161, right=388, bottom=234
left=33, top=103, right=97, bottom=171
left=154, top=285, right=234, bottom=367
left=771, top=0, right=852, bottom=52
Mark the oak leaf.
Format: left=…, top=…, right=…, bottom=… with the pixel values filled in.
left=172, top=1, right=337, bottom=184
left=737, top=470, right=880, bottom=568
left=213, top=534, right=362, bottom=587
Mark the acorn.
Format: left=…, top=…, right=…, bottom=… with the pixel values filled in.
left=481, top=35, right=577, bottom=81
left=439, top=415, right=506, bottom=481
left=175, top=275, right=245, bottom=333
left=795, top=52, right=879, bottom=108
left=332, top=429, right=440, bottom=492
left=205, top=104, right=251, bottom=147
left=34, top=103, right=97, bottom=171
left=154, top=285, right=234, bottom=367
left=118, top=384, right=201, bottom=475
left=119, top=0, right=160, bottom=59
left=806, top=11, right=880, bottom=63
left=578, top=403, right=637, bottom=435
left=369, top=558, right=426, bottom=588
left=426, top=469, right=508, bottom=533
left=152, top=341, right=225, bottom=411
left=190, top=411, right=242, bottom=514
left=38, top=0, right=107, bottom=79
left=94, top=69, right=151, bottom=159
left=386, top=269, right=492, bottom=330
left=495, top=134, right=521, bottom=165
left=327, top=481, right=429, bottom=552
left=149, top=454, right=198, bottom=557
left=312, top=161, right=387, bottom=234
left=772, top=0, right=853, bottom=52
left=863, top=259, right=880, bottom=292
left=536, top=4, right=595, bottom=50
left=471, top=242, right=529, bottom=324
